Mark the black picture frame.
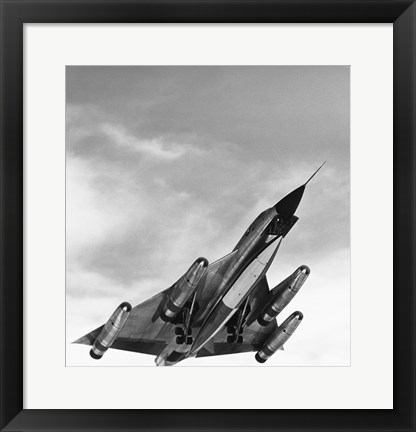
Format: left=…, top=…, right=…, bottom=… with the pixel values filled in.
left=1, top=1, right=415, bottom=431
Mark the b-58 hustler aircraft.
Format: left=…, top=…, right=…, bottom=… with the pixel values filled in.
left=74, top=163, right=325, bottom=366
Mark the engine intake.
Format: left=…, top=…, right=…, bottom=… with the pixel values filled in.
left=161, top=257, right=208, bottom=322
left=255, top=311, right=303, bottom=363
left=90, top=302, right=132, bottom=359
left=258, top=265, right=309, bottom=326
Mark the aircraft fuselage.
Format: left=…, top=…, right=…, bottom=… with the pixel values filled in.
left=189, top=207, right=299, bottom=355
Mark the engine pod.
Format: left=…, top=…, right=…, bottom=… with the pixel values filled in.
left=255, top=311, right=303, bottom=363
left=161, top=257, right=208, bottom=322
left=258, top=265, right=309, bottom=326
left=90, top=302, right=132, bottom=359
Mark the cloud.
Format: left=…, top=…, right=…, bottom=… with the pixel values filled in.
left=100, top=123, right=186, bottom=160
left=67, top=104, right=201, bottom=164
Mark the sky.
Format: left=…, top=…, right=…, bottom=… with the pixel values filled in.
left=66, top=66, right=350, bottom=366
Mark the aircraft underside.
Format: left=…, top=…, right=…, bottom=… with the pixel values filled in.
left=74, top=254, right=310, bottom=366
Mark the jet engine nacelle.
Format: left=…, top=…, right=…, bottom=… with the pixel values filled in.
left=255, top=311, right=303, bottom=363
left=90, top=302, right=132, bottom=359
left=161, top=257, right=208, bottom=322
left=258, top=265, right=309, bottom=326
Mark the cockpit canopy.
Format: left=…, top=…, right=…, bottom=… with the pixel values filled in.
left=266, top=215, right=298, bottom=237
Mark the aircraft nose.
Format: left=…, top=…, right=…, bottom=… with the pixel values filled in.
left=274, top=163, right=325, bottom=218
left=274, top=185, right=305, bottom=217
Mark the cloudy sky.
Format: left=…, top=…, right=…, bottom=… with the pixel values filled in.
left=66, top=66, right=350, bottom=366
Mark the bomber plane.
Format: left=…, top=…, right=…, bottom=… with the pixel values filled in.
left=74, top=163, right=325, bottom=366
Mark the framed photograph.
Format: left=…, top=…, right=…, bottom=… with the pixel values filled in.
left=1, top=0, right=415, bottom=431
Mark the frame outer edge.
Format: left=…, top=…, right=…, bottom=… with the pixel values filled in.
left=0, top=0, right=415, bottom=431
left=393, top=2, right=416, bottom=431
left=0, top=1, right=24, bottom=431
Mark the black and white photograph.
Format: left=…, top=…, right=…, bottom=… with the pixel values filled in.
left=66, top=66, right=350, bottom=367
